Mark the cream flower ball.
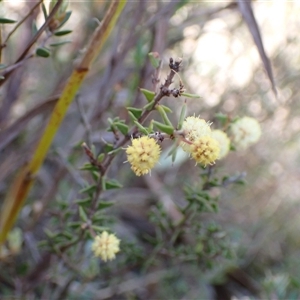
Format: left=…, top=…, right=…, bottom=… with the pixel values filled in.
left=230, top=117, right=261, bottom=150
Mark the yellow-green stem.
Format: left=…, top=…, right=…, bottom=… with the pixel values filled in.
left=0, top=0, right=127, bottom=245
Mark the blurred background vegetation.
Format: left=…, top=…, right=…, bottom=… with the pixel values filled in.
left=1, top=0, right=300, bottom=299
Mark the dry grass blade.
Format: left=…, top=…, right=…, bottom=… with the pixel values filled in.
left=237, top=0, right=277, bottom=96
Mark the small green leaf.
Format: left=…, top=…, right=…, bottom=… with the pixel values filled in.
left=79, top=185, right=96, bottom=195
left=79, top=206, right=88, bottom=222
left=104, top=179, right=123, bottom=190
left=57, top=199, right=68, bottom=209
left=60, top=231, right=73, bottom=240
left=171, top=147, right=177, bottom=163
left=181, top=92, right=201, bottom=98
left=49, top=41, right=71, bottom=47
left=44, top=228, right=55, bottom=238
left=98, top=201, right=115, bottom=209
left=140, top=88, right=155, bottom=102
left=178, top=103, right=187, bottom=130
left=0, top=18, right=17, bottom=24
left=38, top=241, right=48, bottom=248
left=115, top=122, right=128, bottom=135
left=127, top=107, right=142, bottom=119
left=148, top=52, right=160, bottom=69
left=0, top=76, right=4, bottom=80
left=128, top=111, right=138, bottom=122
left=101, top=177, right=106, bottom=191
left=68, top=222, right=82, bottom=229
left=91, top=171, right=100, bottom=181
left=80, top=163, right=98, bottom=171
left=107, top=147, right=122, bottom=155
left=107, top=118, right=113, bottom=125
left=230, top=144, right=236, bottom=151
left=92, top=211, right=107, bottom=223
left=91, top=225, right=109, bottom=233
left=156, top=105, right=173, bottom=127
left=206, top=181, right=219, bottom=188
left=215, top=113, right=229, bottom=126
left=152, top=121, right=174, bottom=135
left=148, top=121, right=153, bottom=132
left=42, top=3, right=48, bottom=19
left=75, top=197, right=92, bottom=206
left=97, top=153, right=105, bottom=162
left=57, top=11, right=72, bottom=29
left=143, top=100, right=155, bottom=111
left=159, top=105, right=172, bottom=113
left=103, top=143, right=114, bottom=153
left=32, top=20, right=38, bottom=35
left=134, top=121, right=149, bottom=135
left=54, top=29, right=72, bottom=36
left=36, top=47, right=51, bottom=58
left=235, top=179, right=246, bottom=185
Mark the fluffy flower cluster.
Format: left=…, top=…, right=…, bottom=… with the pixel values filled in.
left=211, top=130, right=230, bottom=159
left=230, top=117, right=261, bottom=150
left=181, top=116, right=212, bottom=152
left=190, top=136, right=220, bottom=166
left=126, top=136, right=161, bottom=176
left=181, top=116, right=220, bottom=166
left=92, top=231, right=120, bottom=262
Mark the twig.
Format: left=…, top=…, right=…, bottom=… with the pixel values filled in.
left=0, top=95, right=59, bottom=151
left=54, top=276, right=75, bottom=300
left=89, top=58, right=183, bottom=211
left=0, top=0, right=64, bottom=87
left=82, top=143, right=105, bottom=175
left=104, top=57, right=182, bottom=168
left=2, top=0, right=43, bottom=47
left=0, top=54, right=34, bottom=77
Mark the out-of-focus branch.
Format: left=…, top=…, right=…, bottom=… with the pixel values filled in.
left=93, top=270, right=168, bottom=300
left=0, top=95, right=59, bottom=151
left=0, top=1, right=127, bottom=245
left=2, top=0, right=43, bottom=47
left=0, top=0, right=63, bottom=87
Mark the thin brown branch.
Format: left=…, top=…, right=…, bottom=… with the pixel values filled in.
left=54, top=276, right=75, bottom=300
left=103, top=58, right=181, bottom=163
left=0, top=0, right=63, bottom=87
left=0, top=54, right=34, bottom=77
left=89, top=58, right=182, bottom=211
left=2, top=0, right=43, bottom=47
left=0, top=95, right=59, bottom=151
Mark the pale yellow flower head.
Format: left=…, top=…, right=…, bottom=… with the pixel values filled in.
left=181, top=116, right=212, bottom=152
left=92, top=231, right=120, bottom=262
left=190, top=136, right=220, bottom=166
left=126, top=136, right=161, bottom=176
left=211, top=130, right=230, bottom=159
left=230, top=117, right=261, bottom=150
